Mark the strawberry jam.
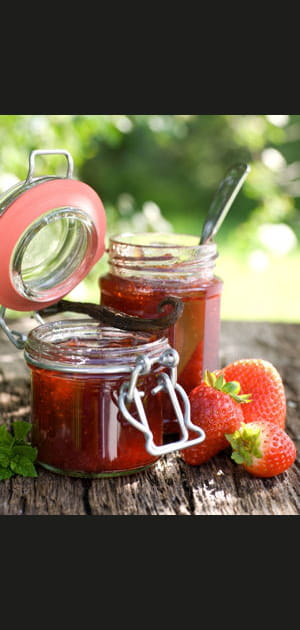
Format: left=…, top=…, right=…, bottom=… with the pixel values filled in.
left=24, top=320, right=172, bottom=477
left=99, top=233, right=223, bottom=433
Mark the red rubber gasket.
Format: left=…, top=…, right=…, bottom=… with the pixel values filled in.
left=0, top=178, right=106, bottom=310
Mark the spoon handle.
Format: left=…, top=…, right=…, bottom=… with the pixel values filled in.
left=199, top=162, right=251, bottom=245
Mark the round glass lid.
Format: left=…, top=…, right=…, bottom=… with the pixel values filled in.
left=0, top=150, right=106, bottom=311
left=11, top=206, right=98, bottom=302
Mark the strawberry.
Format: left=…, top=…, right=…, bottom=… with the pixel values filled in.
left=181, top=370, right=250, bottom=465
left=225, top=420, right=296, bottom=478
left=220, top=359, right=286, bottom=429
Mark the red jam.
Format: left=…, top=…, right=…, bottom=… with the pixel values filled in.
left=100, top=273, right=222, bottom=393
left=30, top=368, right=163, bottom=476
left=99, top=234, right=223, bottom=434
left=25, top=322, right=170, bottom=477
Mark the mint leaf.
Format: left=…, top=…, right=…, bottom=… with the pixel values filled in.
left=0, top=425, right=14, bottom=446
left=0, top=445, right=13, bottom=456
left=12, top=421, right=31, bottom=442
left=0, top=453, right=10, bottom=468
left=0, top=467, right=14, bottom=480
left=0, top=422, right=38, bottom=480
left=10, top=455, right=38, bottom=478
left=12, top=445, right=38, bottom=462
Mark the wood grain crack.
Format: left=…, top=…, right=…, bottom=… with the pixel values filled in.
left=177, top=458, right=195, bottom=515
left=82, top=479, right=92, bottom=515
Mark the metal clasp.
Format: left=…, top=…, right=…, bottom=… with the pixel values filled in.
left=118, top=348, right=205, bottom=456
left=25, top=149, right=74, bottom=184
left=0, top=306, right=44, bottom=349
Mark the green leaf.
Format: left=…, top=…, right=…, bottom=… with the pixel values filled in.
left=231, top=452, right=245, bottom=464
left=0, top=422, right=38, bottom=481
left=203, top=370, right=217, bottom=388
left=10, top=455, right=38, bottom=478
left=215, top=374, right=226, bottom=390
left=225, top=423, right=263, bottom=467
left=225, top=432, right=238, bottom=449
left=231, top=392, right=252, bottom=404
left=0, top=445, right=13, bottom=456
left=0, top=453, right=9, bottom=468
left=0, top=467, right=14, bottom=480
left=12, top=421, right=31, bottom=442
left=12, top=445, right=38, bottom=462
left=203, top=372, right=251, bottom=404
left=222, top=381, right=240, bottom=395
left=0, top=424, right=14, bottom=446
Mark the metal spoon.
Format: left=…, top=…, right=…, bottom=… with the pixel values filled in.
left=199, top=162, right=251, bottom=245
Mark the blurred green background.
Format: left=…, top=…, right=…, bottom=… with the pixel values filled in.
left=1, top=114, right=299, bottom=322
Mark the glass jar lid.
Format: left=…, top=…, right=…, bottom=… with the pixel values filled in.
left=0, top=149, right=106, bottom=311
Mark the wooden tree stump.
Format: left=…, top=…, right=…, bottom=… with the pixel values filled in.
left=0, top=318, right=299, bottom=515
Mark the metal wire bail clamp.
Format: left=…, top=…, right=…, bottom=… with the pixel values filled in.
left=118, top=348, right=206, bottom=456
left=0, top=306, right=45, bottom=349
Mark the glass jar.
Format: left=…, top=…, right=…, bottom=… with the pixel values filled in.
left=24, top=319, right=205, bottom=477
left=99, top=233, right=223, bottom=433
left=0, top=150, right=206, bottom=477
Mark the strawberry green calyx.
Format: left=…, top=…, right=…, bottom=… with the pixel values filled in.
left=203, top=370, right=251, bottom=404
left=225, top=422, right=262, bottom=466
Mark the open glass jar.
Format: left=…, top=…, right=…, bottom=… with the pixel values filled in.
left=24, top=320, right=204, bottom=477
left=0, top=149, right=206, bottom=477
left=100, top=232, right=223, bottom=433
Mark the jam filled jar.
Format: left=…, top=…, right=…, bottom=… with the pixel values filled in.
left=24, top=320, right=204, bottom=477
left=0, top=148, right=206, bottom=475
left=99, top=232, right=223, bottom=433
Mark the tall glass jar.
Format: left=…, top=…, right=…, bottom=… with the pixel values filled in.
left=24, top=319, right=204, bottom=477
left=99, top=233, right=223, bottom=434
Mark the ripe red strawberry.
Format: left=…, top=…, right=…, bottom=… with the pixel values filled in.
left=225, top=420, right=296, bottom=478
left=220, top=359, right=286, bottom=429
left=181, top=370, right=250, bottom=465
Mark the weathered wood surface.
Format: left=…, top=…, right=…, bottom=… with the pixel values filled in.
left=0, top=318, right=299, bottom=516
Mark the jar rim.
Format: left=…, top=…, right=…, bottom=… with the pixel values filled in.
left=24, top=319, right=169, bottom=373
left=106, top=232, right=218, bottom=278
left=109, top=231, right=217, bottom=252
